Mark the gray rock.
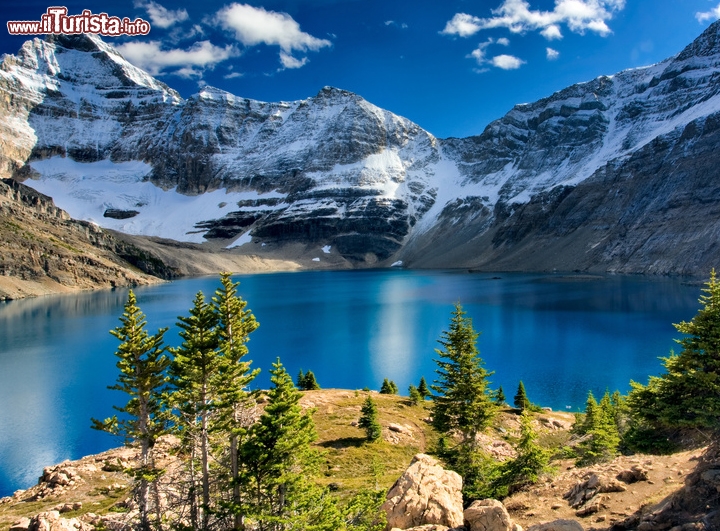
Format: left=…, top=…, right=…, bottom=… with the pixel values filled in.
left=382, top=454, right=464, bottom=530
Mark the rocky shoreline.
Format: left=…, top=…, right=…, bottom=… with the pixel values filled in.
left=1, top=391, right=718, bottom=531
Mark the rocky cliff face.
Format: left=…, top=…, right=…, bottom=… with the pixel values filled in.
left=2, top=22, right=720, bottom=273
left=0, top=178, right=173, bottom=300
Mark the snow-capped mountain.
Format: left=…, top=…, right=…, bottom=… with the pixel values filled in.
left=2, top=22, right=720, bottom=274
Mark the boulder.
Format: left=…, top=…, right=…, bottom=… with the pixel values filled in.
left=28, top=511, right=94, bottom=531
left=526, top=520, right=584, bottom=531
left=616, top=466, right=649, bottom=484
left=382, top=454, right=464, bottom=530
left=10, top=517, right=31, bottom=531
left=389, top=526, right=450, bottom=531
left=464, top=499, right=513, bottom=531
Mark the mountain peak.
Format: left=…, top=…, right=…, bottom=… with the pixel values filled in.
left=676, top=19, right=720, bottom=61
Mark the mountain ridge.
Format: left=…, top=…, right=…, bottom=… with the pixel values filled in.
left=1, top=22, right=720, bottom=275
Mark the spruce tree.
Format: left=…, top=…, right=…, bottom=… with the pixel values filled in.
left=379, top=378, right=395, bottom=394
left=408, top=385, right=422, bottom=406
left=301, top=370, right=320, bottom=390
left=211, top=272, right=260, bottom=529
left=167, top=291, right=220, bottom=531
left=495, top=411, right=551, bottom=495
left=239, top=359, right=340, bottom=531
left=431, top=303, right=497, bottom=446
left=495, top=386, right=506, bottom=406
left=359, top=395, right=382, bottom=442
left=629, top=270, right=720, bottom=431
left=297, top=369, right=305, bottom=389
left=576, top=390, right=620, bottom=465
left=91, top=291, right=169, bottom=531
left=514, top=381, right=530, bottom=411
left=417, top=377, right=430, bottom=399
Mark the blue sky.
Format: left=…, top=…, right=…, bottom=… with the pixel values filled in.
left=2, top=0, right=720, bottom=138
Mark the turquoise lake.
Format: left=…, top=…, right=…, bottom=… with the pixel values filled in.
left=0, top=269, right=704, bottom=496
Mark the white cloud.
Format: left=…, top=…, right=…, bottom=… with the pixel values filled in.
left=441, top=13, right=484, bottom=37
left=469, top=38, right=526, bottom=70
left=442, top=0, right=625, bottom=40
left=696, top=3, right=720, bottom=22
left=546, top=47, right=560, bottom=59
left=540, top=24, right=563, bottom=39
left=216, top=3, right=331, bottom=68
left=134, top=0, right=188, bottom=29
left=224, top=72, right=244, bottom=79
left=279, top=52, right=308, bottom=69
left=116, top=40, right=238, bottom=77
left=492, top=54, right=526, bottom=69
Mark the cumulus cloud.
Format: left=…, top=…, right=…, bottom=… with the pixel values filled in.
left=492, top=54, right=526, bottom=69
left=469, top=38, right=526, bottom=70
left=696, top=3, right=720, bottom=22
left=116, top=40, right=238, bottom=77
left=442, top=13, right=486, bottom=37
left=442, top=0, right=625, bottom=40
left=216, top=3, right=331, bottom=69
left=385, top=20, right=409, bottom=29
left=134, top=0, right=188, bottom=29
left=546, top=47, right=560, bottom=59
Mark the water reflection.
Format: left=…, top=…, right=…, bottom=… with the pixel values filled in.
left=0, top=271, right=703, bottom=496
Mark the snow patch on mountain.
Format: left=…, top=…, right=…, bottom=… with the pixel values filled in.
left=28, top=157, right=285, bottom=243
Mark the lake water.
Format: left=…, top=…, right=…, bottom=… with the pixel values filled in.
left=0, top=269, right=703, bottom=496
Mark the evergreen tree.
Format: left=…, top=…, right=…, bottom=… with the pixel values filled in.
left=91, top=291, right=169, bottom=531
left=211, top=273, right=260, bottom=529
left=358, top=395, right=382, bottom=442
left=417, top=377, right=430, bottom=400
left=578, top=391, right=598, bottom=434
left=576, top=391, right=620, bottom=465
left=408, top=385, right=422, bottom=406
left=628, top=270, right=720, bottom=431
left=297, top=369, right=305, bottom=389
left=167, top=291, right=221, bottom=531
left=379, top=378, right=397, bottom=395
left=300, top=370, right=320, bottom=391
left=431, top=303, right=497, bottom=446
left=495, top=411, right=551, bottom=495
left=239, top=359, right=340, bottom=531
left=495, top=386, right=506, bottom=406
left=514, top=381, right=530, bottom=411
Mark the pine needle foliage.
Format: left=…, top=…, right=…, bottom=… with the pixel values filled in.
left=358, top=395, right=382, bottom=442
left=91, top=290, right=169, bottom=531
left=628, top=270, right=720, bottom=432
left=239, top=359, right=340, bottom=531
left=431, top=303, right=497, bottom=445
left=513, top=381, right=530, bottom=411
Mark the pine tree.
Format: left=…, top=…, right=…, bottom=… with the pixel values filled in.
left=211, top=272, right=260, bottom=529
left=301, top=370, right=320, bottom=390
left=239, top=359, right=340, bottom=531
left=358, top=395, right=382, bottom=442
left=167, top=291, right=220, bottom=531
left=297, top=369, right=305, bottom=389
left=514, top=381, right=530, bottom=411
left=495, top=386, right=506, bottom=406
left=91, top=291, right=169, bottom=531
left=408, top=385, right=422, bottom=406
left=629, top=270, right=720, bottom=430
left=379, top=378, right=396, bottom=394
left=417, top=377, right=430, bottom=400
left=495, top=411, right=551, bottom=495
left=431, top=303, right=497, bottom=446
left=577, top=391, right=620, bottom=465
